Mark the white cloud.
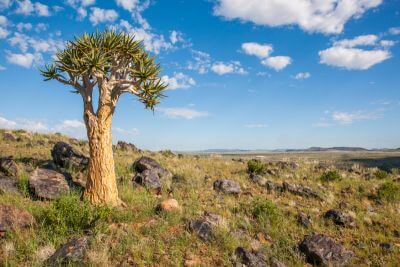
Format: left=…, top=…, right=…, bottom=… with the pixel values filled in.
left=261, top=56, right=292, bottom=71
left=161, top=72, right=196, bottom=90
left=157, top=107, right=209, bottom=120
left=213, top=0, right=382, bottom=34
left=89, top=7, right=118, bottom=25
left=211, top=61, right=247, bottom=75
left=0, top=15, right=7, bottom=25
left=53, top=120, right=86, bottom=138
left=293, top=72, right=311, bottom=80
left=0, top=116, right=47, bottom=132
left=170, top=30, right=184, bottom=45
left=389, top=27, right=400, bottom=35
left=15, top=0, right=51, bottom=16
left=187, top=50, right=212, bottom=74
left=0, top=0, right=12, bottom=9
left=115, top=0, right=138, bottom=12
left=241, top=42, right=273, bottom=58
left=65, top=0, right=95, bottom=19
left=244, top=124, right=267, bottom=128
left=8, top=32, right=64, bottom=54
left=6, top=52, right=41, bottom=68
left=319, top=34, right=392, bottom=70
left=332, top=110, right=383, bottom=124
left=16, top=22, right=33, bottom=31
left=0, top=27, right=8, bottom=38
left=113, top=127, right=139, bottom=136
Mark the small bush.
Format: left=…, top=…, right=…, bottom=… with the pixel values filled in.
left=251, top=198, right=282, bottom=226
left=36, top=194, right=111, bottom=239
left=16, top=174, right=30, bottom=197
left=320, top=170, right=341, bottom=182
left=377, top=182, right=400, bottom=203
left=374, top=169, right=389, bottom=179
left=247, top=160, right=266, bottom=175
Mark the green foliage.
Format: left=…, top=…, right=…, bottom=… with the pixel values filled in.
left=36, top=194, right=111, bottom=239
left=160, top=150, right=175, bottom=157
left=247, top=159, right=266, bottom=175
left=251, top=198, right=282, bottom=226
left=377, top=182, right=400, bottom=203
left=40, top=30, right=167, bottom=110
left=16, top=174, right=30, bottom=197
left=320, top=170, right=341, bottom=182
left=374, top=169, right=389, bottom=179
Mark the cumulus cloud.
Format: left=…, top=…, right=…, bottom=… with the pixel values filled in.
left=157, top=107, right=209, bottom=120
left=187, top=50, right=212, bottom=74
left=293, top=72, right=311, bottom=80
left=389, top=27, right=400, bottom=35
left=211, top=61, right=247, bottom=75
left=113, top=127, right=139, bottom=136
left=319, top=34, right=392, bottom=70
left=0, top=0, right=12, bottom=9
left=0, top=15, right=7, bottom=25
left=65, top=0, right=96, bottom=19
left=115, top=0, right=139, bottom=12
left=241, top=42, right=273, bottom=58
left=15, top=0, right=51, bottom=16
left=6, top=52, right=41, bottom=68
left=0, top=116, right=47, bottom=132
left=213, top=0, right=382, bottom=34
left=161, top=72, right=196, bottom=90
left=332, top=110, right=383, bottom=123
left=89, top=7, right=118, bottom=25
left=7, top=32, right=64, bottom=54
left=261, top=56, right=292, bottom=71
left=0, top=27, right=8, bottom=38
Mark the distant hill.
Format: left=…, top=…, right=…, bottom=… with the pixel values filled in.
left=195, top=147, right=399, bottom=154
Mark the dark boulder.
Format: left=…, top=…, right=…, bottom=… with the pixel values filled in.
left=249, top=173, right=263, bottom=183
left=188, top=219, right=214, bottom=241
left=2, top=132, right=20, bottom=142
left=324, top=209, right=355, bottom=227
left=299, top=234, right=353, bottom=266
left=0, top=204, right=35, bottom=235
left=47, top=237, right=89, bottom=266
left=298, top=212, right=312, bottom=228
left=282, top=182, right=322, bottom=199
left=0, top=177, right=20, bottom=195
left=132, top=156, right=170, bottom=178
left=51, top=142, right=88, bottom=171
left=116, top=141, right=138, bottom=151
left=213, top=179, right=241, bottom=194
left=0, top=156, right=20, bottom=177
left=133, top=169, right=162, bottom=189
left=235, top=247, right=267, bottom=267
left=29, top=168, right=71, bottom=200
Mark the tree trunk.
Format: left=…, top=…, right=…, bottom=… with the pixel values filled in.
left=83, top=99, right=120, bottom=206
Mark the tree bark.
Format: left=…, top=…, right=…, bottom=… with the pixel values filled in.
left=82, top=87, right=120, bottom=206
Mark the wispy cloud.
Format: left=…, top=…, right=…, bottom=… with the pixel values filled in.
left=157, top=107, right=209, bottom=120
left=332, top=110, right=383, bottom=124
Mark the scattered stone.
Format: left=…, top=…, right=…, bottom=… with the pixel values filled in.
left=46, top=237, right=89, bottom=266
left=380, top=243, right=393, bottom=251
left=2, top=132, right=19, bottom=142
left=0, top=204, right=35, bottom=234
left=116, top=141, right=138, bottom=151
left=213, top=179, right=241, bottom=194
left=203, top=211, right=227, bottom=229
left=0, top=157, right=20, bottom=177
left=249, top=173, right=263, bottom=183
left=188, top=219, right=214, bottom=241
left=0, top=177, right=20, bottom=195
left=133, top=169, right=162, bottom=189
left=298, top=212, right=312, bottom=228
left=393, top=230, right=400, bottom=238
left=235, top=247, right=267, bottom=267
left=133, top=156, right=171, bottom=178
left=282, top=182, right=322, bottom=199
left=299, top=234, right=353, bottom=266
left=158, top=199, right=181, bottom=212
left=266, top=181, right=283, bottom=191
left=29, top=168, right=70, bottom=200
left=51, top=142, right=89, bottom=171
left=324, top=209, right=355, bottom=227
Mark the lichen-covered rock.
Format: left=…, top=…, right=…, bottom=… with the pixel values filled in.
left=188, top=212, right=227, bottom=241
left=324, top=209, right=355, bottom=227
left=116, top=141, right=138, bottom=151
left=0, top=204, right=35, bottom=234
left=282, top=182, right=322, bottom=199
left=235, top=247, right=267, bottom=267
left=47, top=237, right=89, bottom=266
left=132, top=156, right=170, bottom=178
left=299, top=234, right=353, bottom=266
left=298, top=212, right=312, bottom=228
left=51, top=142, right=89, bottom=171
left=29, top=168, right=70, bottom=200
left=0, top=177, right=20, bottom=195
left=213, top=179, right=241, bottom=194
left=133, top=169, right=162, bottom=189
left=0, top=157, right=20, bottom=177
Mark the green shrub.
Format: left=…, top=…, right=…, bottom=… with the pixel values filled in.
left=320, top=170, right=341, bottom=182
left=251, top=198, right=282, bottom=226
left=16, top=174, right=30, bottom=197
left=247, top=160, right=266, bottom=175
left=36, top=194, right=111, bottom=239
left=374, top=169, right=389, bottom=179
left=377, top=182, right=400, bottom=203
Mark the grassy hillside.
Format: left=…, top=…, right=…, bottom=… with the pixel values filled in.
left=0, top=129, right=400, bottom=266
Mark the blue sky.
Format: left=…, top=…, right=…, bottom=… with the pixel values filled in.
left=0, top=0, right=399, bottom=150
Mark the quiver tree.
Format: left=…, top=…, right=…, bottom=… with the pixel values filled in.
left=41, top=30, right=167, bottom=206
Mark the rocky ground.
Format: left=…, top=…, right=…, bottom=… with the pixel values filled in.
left=0, top=129, right=400, bottom=266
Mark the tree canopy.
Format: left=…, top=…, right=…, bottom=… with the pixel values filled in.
left=41, top=30, right=167, bottom=110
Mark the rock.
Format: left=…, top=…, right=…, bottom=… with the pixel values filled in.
left=380, top=243, right=393, bottom=251
left=188, top=219, right=214, bottom=241
left=203, top=211, right=227, bottom=229
left=324, top=209, right=355, bottom=227
left=116, top=141, right=138, bottom=151
left=282, top=182, right=322, bottom=199
left=299, top=234, right=353, bottom=266
left=0, top=157, right=20, bottom=177
left=133, top=169, right=162, bottom=189
left=266, top=181, right=283, bottom=191
left=213, top=179, right=241, bottom=194
left=2, top=132, right=19, bottom=142
left=29, top=168, right=70, bottom=200
left=0, top=177, right=20, bottom=195
left=249, top=173, right=263, bottom=183
left=133, top=156, right=170, bottom=177
left=235, top=247, right=267, bottom=267
left=158, top=199, right=181, bottom=212
left=0, top=204, right=35, bottom=234
left=298, top=212, right=312, bottom=228
left=47, top=237, right=88, bottom=265
left=51, top=142, right=89, bottom=171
